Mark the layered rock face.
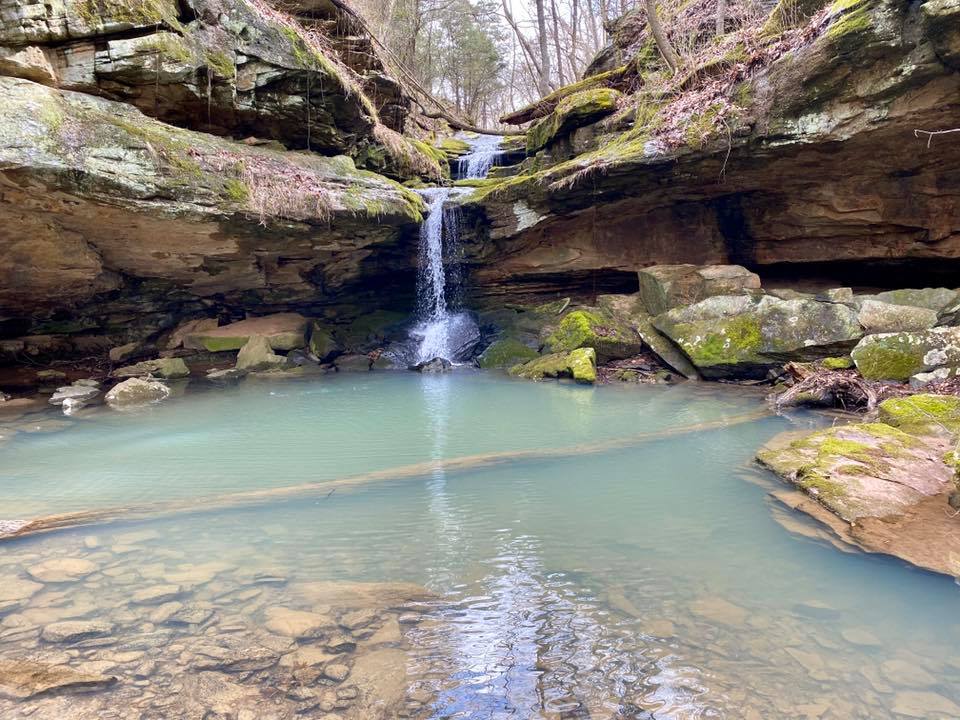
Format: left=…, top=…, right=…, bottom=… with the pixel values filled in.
left=459, top=0, right=960, bottom=303
left=0, top=0, right=427, bottom=361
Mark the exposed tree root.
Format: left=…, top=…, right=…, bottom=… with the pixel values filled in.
left=0, top=408, right=770, bottom=544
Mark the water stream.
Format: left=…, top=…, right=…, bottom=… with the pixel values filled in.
left=411, top=136, right=501, bottom=364
left=1, top=375, right=959, bottom=718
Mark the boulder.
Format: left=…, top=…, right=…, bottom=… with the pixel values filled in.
left=108, top=341, right=143, bottom=364
left=856, top=288, right=959, bottom=315
left=510, top=348, right=597, bottom=384
left=235, top=335, right=287, bottom=372
left=166, top=318, right=219, bottom=350
left=105, top=378, right=170, bottom=408
left=48, top=385, right=99, bottom=405
left=851, top=327, right=960, bottom=381
left=41, top=620, right=114, bottom=644
left=876, top=394, right=960, bottom=433
left=638, top=264, right=761, bottom=315
left=185, top=314, right=308, bottom=352
left=412, top=357, right=452, bottom=373
left=112, top=357, right=190, bottom=379
left=856, top=300, right=938, bottom=334
left=545, top=309, right=643, bottom=362
left=527, top=88, right=621, bottom=152
left=757, top=422, right=954, bottom=521
left=308, top=322, right=341, bottom=361
left=0, top=660, right=117, bottom=700
left=476, top=338, right=539, bottom=369
left=654, top=295, right=863, bottom=378
left=335, top=354, right=373, bottom=372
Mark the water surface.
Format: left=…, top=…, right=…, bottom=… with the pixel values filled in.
left=1, top=374, right=958, bottom=719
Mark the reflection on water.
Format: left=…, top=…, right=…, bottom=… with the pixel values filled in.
left=1, top=374, right=959, bottom=719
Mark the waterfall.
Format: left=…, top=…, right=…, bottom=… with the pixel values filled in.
left=410, top=135, right=502, bottom=365
left=457, top=134, right=503, bottom=180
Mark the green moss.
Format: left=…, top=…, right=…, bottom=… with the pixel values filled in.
left=434, top=137, right=471, bottom=159
left=796, top=468, right=847, bottom=502
left=527, top=88, right=621, bottom=153
left=683, top=103, right=723, bottom=149
left=509, top=348, right=596, bottom=384
left=74, top=0, right=183, bottom=30
left=106, top=116, right=202, bottom=179
left=850, top=337, right=925, bottom=381
left=204, top=49, right=235, bottom=79
left=477, top=338, right=539, bottom=369
left=142, top=34, right=194, bottom=63
left=822, top=356, right=854, bottom=369
left=878, top=394, right=960, bottom=431
left=761, top=0, right=829, bottom=35
left=222, top=178, right=249, bottom=203
left=674, top=315, right=762, bottom=367
left=568, top=347, right=598, bottom=384
left=826, top=0, right=873, bottom=41
left=546, top=310, right=605, bottom=352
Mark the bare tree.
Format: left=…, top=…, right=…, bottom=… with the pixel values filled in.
left=535, top=0, right=553, bottom=94
left=644, top=0, right=680, bottom=73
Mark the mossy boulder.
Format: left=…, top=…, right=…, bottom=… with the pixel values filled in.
left=334, top=311, right=407, bottom=353
left=545, top=309, right=643, bottom=363
left=877, top=394, right=960, bottom=433
left=654, top=295, right=863, bottom=378
left=857, top=288, right=958, bottom=315
left=112, top=357, right=190, bottom=379
left=509, top=348, right=597, bottom=384
left=638, top=264, right=761, bottom=315
left=850, top=327, right=960, bottom=381
left=527, top=89, right=621, bottom=153
left=757, top=422, right=953, bottom=521
left=476, top=338, right=539, bottom=369
left=822, top=356, right=854, bottom=369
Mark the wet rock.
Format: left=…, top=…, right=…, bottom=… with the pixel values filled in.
left=336, top=354, right=373, bottom=372
left=879, top=659, right=937, bottom=688
left=411, top=357, right=451, bottom=373
left=112, top=357, right=190, bottom=380
left=852, top=327, right=960, bottom=381
left=263, top=607, right=335, bottom=639
left=74, top=379, right=101, bottom=388
left=61, top=397, right=87, bottom=415
left=855, top=300, right=938, bottom=334
left=105, top=378, right=170, bottom=408
left=654, top=295, right=863, bottom=379
left=0, top=577, right=43, bottom=604
left=131, top=584, right=183, bottom=605
left=347, top=649, right=409, bottom=718
left=326, top=634, right=358, bottom=653
left=689, top=597, right=748, bottom=627
left=109, top=342, right=143, bottom=364
left=186, top=314, right=308, bottom=353
left=206, top=368, right=246, bottom=382
left=26, top=558, right=97, bottom=583
left=638, top=264, right=761, bottom=315
left=169, top=603, right=216, bottom=627
left=48, top=385, right=99, bottom=406
left=235, top=335, right=288, bottom=373
left=0, top=659, right=117, bottom=700
left=340, top=609, right=377, bottom=631
left=36, top=370, right=67, bottom=382
left=41, top=620, right=113, bottom=644
left=890, top=690, right=960, bottom=718
left=166, top=318, right=219, bottom=350
left=191, top=635, right=283, bottom=673
left=324, top=663, right=351, bottom=681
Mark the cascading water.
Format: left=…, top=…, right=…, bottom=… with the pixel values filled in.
left=409, top=135, right=503, bottom=365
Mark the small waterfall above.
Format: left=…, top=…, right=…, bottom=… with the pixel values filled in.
left=409, top=135, right=503, bottom=366
left=457, top=134, right=503, bottom=180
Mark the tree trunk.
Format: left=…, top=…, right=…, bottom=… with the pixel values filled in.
left=644, top=0, right=680, bottom=74
left=716, top=0, right=726, bottom=36
left=535, top=0, right=552, bottom=95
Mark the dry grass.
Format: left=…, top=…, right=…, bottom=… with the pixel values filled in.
left=240, top=155, right=334, bottom=225
left=372, top=124, right=443, bottom=180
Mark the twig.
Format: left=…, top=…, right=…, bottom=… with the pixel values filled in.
left=914, top=128, right=960, bottom=148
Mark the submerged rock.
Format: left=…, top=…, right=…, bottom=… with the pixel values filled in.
left=41, top=620, right=114, bottom=644
left=510, top=348, right=597, bottom=384
left=48, top=385, right=99, bottom=405
left=26, top=558, right=97, bottom=583
left=105, top=378, right=170, bottom=409
left=851, top=327, right=960, bottom=381
left=0, top=660, right=117, bottom=700
left=654, top=295, right=863, bottom=378
left=112, top=357, right=190, bottom=379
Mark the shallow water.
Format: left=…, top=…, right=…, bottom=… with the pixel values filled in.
left=1, top=374, right=959, bottom=719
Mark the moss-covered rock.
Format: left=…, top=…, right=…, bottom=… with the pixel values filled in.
left=308, top=322, right=341, bottom=362
left=527, top=89, right=621, bottom=153
left=822, top=356, right=855, bottom=369
left=509, top=348, right=597, bottom=384
left=877, top=394, right=960, bottom=433
left=476, top=338, right=539, bottom=369
left=654, top=295, right=863, bottom=378
left=112, top=357, right=190, bottom=379
left=186, top=314, right=307, bottom=353
left=850, top=327, right=960, bottom=381
left=856, top=288, right=958, bottom=315
left=235, top=335, right=287, bottom=372
left=545, top=309, right=643, bottom=362
left=757, top=422, right=952, bottom=520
